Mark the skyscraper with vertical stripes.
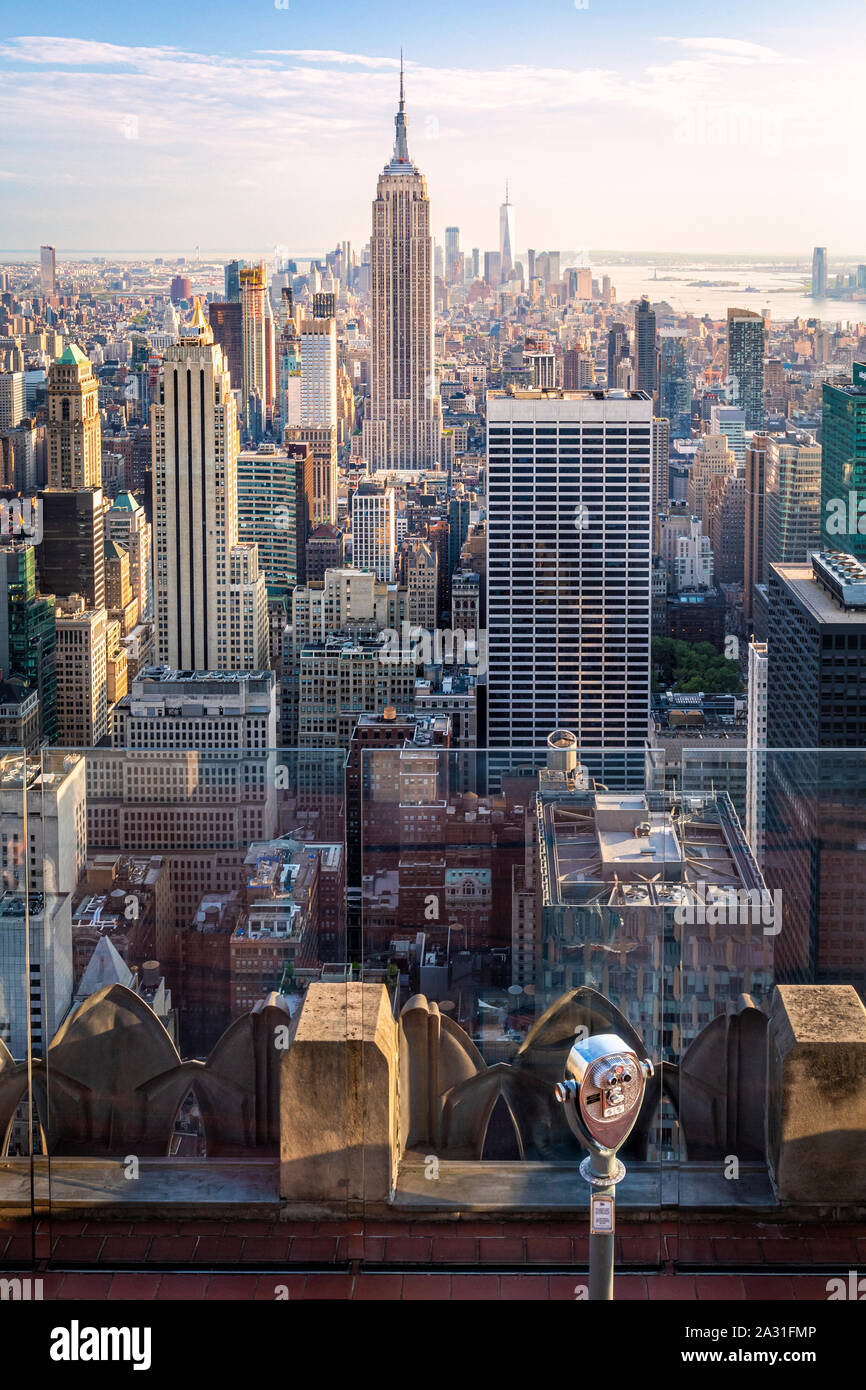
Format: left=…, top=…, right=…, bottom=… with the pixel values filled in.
left=240, top=262, right=274, bottom=439
left=486, top=388, right=652, bottom=782
left=152, top=301, right=268, bottom=670
left=363, top=58, right=441, bottom=473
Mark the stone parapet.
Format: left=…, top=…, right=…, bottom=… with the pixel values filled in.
left=279, top=983, right=398, bottom=1211
left=768, top=985, right=866, bottom=1204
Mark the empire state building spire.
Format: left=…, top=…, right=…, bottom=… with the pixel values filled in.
left=386, top=50, right=416, bottom=173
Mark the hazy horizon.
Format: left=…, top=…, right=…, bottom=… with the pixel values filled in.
left=0, top=249, right=850, bottom=265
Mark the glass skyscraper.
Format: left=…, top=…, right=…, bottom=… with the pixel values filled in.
left=4, top=545, right=57, bottom=744
left=658, top=330, right=692, bottom=439
left=812, top=246, right=827, bottom=298
left=727, top=308, right=765, bottom=430
left=635, top=298, right=657, bottom=394
left=821, top=365, right=866, bottom=561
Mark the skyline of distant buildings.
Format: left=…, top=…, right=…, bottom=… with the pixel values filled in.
left=1, top=70, right=866, bottom=1068
left=1, top=19, right=865, bottom=1323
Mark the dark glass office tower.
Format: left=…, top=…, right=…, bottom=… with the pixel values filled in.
left=208, top=301, right=243, bottom=392
left=447, top=494, right=471, bottom=588
left=607, top=322, right=629, bottom=386
left=223, top=259, right=243, bottom=302
left=657, top=330, right=691, bottom=439
left=821, top=365, right=866, bottom=563
left=811, top=246, right=827, bottom=298
left=727, top=308, right=765, bottom=430
left=635, top=298, right=657, bottom=394
left=39, top=486, right=105, bottom=611
left=765, top=552, right=866, bottom=998
left=744, top=437, right=768, bottom=623
left=288, top=441, right=314, bottom=588
left=2, top=544, right=57, bottom=743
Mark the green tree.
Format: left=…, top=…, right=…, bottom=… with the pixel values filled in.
left=651, top=637, right=742, bottom=694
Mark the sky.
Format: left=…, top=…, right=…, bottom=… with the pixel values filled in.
left=0, top=0, right=863, bottom=257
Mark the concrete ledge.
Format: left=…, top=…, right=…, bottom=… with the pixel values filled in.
left=393, top=1156, right=777, bottom=1215
left=279, top=983, right=398, bottom=1207
left=0, top=1157, right=280, bottom=1219
left=768, top=985, right=866, bottom=1205
left=9, top=1154, right=866, bottom=1222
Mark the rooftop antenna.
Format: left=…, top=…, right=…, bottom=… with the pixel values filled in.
left=391, top=49, right=411, bottom=166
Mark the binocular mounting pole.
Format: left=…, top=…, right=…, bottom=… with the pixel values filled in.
left=580, top=1149, right=626, bottom=1301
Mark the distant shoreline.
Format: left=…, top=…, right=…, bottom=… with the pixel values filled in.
left=0, top=249, right=854, bottom=268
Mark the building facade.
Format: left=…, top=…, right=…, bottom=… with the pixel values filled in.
left=237, top=444, right=297, bottom=591
left=363, top=68, right=441, bottom=473
left=658, top=331, right=691, bottom=440
left=46, top=345, right=101, bottom=489
left=635, top=298, right=657, bottom=395
left=486, top=389, right=652, bottom=774
left=765, top=552, right=866, bottom=997
left=352, top=482, right=396, bottom=582
left=727, top=308, right=765, bottom=431
left=821, top=366, right=866, bottom=563
left=152, top=302, right=268, bottom=670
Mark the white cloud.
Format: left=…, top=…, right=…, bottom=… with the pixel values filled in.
left=656, top=36, right=793, bottom=65
left=0, top=34, right=860, bottom=251
left=255, top=49, right=401, bottom=67
left=0, top=37, right=171, bottom=65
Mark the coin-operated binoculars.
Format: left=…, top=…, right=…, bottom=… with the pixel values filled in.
left=554, top=1033, right=654, bottom=1301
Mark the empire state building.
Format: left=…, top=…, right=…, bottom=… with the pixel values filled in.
left=363, top=61, right=441, bottom=474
